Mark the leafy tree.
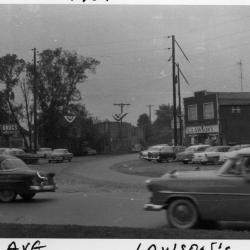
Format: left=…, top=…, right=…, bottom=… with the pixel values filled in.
left=0, top=54, right=30, bottom=149
left=137, top=113, right=152, bottom=142
left=147, top=104, right=174, bottom=145
left=26, top=48, right=100, bottom=146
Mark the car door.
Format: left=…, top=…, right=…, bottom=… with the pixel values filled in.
left=208, top=157, right=250, bottom=221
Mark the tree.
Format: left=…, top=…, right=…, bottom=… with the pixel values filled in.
left=26, top=48, right=100, bottom=146
left=137, top=113, right=152, bottom=142
left=0, top=54, right=30, bottom=149
left=147, top=104, right=174, bottom=145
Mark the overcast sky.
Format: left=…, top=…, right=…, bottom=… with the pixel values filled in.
left=1, top=5, right=250, bottom=124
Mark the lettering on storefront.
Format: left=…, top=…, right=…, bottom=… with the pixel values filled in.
left=0, top=124, right=18, bottom=134
left=186, top=125, right=219, bottom=134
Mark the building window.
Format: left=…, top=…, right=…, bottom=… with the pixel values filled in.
left=203, top=102, right=214, bottom=119
left=232, top=106, right=241, bottom=113
left=188, top=104, right=197, bottom=121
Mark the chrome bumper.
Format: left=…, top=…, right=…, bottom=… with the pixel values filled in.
left=30, top=185, right=57, bottom=191
left=144, top=203, right=164, bottom=211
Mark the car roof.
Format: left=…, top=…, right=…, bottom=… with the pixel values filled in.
left=188, top=144, right=210, bottom=149
left=0, top=155, right=19, bottom=163
left=235, top=147, right=250, bottom=156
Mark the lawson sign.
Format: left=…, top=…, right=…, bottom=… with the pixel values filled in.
left=186, top=124, right=219, bottom=135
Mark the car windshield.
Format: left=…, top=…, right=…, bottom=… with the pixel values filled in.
left=0, top=158, right=29, bottom=171
left=218, top=158, right=243, bottom=176
left=148, top=146, right=163, bottom=150
left=54, top=149, right=67, bottom=153
left=204, top=147, right=217, bottom=152
left=9, top=150, right=24, bottom=155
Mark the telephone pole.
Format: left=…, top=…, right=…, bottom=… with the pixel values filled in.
left=113, top=103, right=130, bottom=142
left=33, top=48, right=38, bottom=152
left=171, top=35, right=178, bottom=146
left=147, top=104, right=154, bottom=123
left=176, top=63, right=183, bottom=145
left=237, top=60, right=243, bottom=91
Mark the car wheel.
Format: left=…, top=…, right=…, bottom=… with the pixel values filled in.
left=182, top=160, right=188, bottom=164
left=48, top=160, right=51, bottom=163
left=167, top=199, right=199, bottom=229
left=20, top=193, right=35, bottom=201
left=201, top=162, right=207, bottom=165
left=157, top=159, right=162, bottom=163
left=0, top=190, right=17, bottom=202
left=68, top=158, right=72, bottom=162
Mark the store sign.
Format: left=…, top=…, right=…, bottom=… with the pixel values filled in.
left=0, top=124, right=18, bottom=134
left=186, top=124, right=219, bottom=134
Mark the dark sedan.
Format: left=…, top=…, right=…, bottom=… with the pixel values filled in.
left=0, top=155, right=56, bottom=202
left=144, top=147, right=250, bottom=229
left=3, top=148, right=39, bottom=164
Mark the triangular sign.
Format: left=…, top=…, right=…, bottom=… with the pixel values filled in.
left=64, top=115, right=76, bottom=123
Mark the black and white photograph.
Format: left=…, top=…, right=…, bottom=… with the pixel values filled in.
left=1, top=2, right=250, bottom=240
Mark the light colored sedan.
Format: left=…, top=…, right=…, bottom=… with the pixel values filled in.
left=48, top=148, right=73, bottom=163
left=219, top=144, right=250, bottom=164
left=192, top=145, right=230, bottom=165
left=37, top=148, right=52, bottom=158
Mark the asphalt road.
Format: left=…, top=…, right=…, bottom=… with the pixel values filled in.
left=0, top=154, right=166, bottom=228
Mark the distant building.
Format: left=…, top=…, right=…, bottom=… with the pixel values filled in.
left=95, top=121, right=144, bottom=152
left=184, top=90, right=250, bottom=145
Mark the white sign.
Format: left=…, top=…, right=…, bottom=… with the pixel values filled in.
left=186, top=124, right=219, bottom=134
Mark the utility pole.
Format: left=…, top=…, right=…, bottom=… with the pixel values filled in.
left=33, top=48, right=38, bottom=152
left=147, top=104, right=154, bottom=123
left=176, top=63, right=183, bottom=145
left=237, top=60, right=243, bottom=91
left=171, top=35, right=178, bottom=146
left=113, top=103, right=130, bottom=142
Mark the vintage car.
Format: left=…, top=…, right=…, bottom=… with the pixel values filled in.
left=176, top=144, right=210, bottom=164
left=140, top=144, right=175, bottom=162
left=83, top=147, right=97, bottom=156
left=140, top=144, right=169, bottom=160
left=0, top=155, right=56, bottom=202
left=144, top=147, right=250, bottom=229
left=37, top=148, right=52, bottom=158
left=192, top=145, right=230, bottom=165
left=219, top=144, right=250, bottom=164
left=3, top=148, right=39, bottom=164
left=48, top=148, right=73, bottom=163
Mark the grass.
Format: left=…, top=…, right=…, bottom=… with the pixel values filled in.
left=110, top=159, right=218, bottom=178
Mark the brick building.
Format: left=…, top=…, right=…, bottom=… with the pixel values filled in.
left=184, top=90, right=250, bottom=145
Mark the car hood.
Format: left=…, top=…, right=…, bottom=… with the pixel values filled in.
left=147, top=170, right=219, bottom=192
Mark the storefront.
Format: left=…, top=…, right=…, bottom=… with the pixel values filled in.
left=185, top=124, right=219, bottom=145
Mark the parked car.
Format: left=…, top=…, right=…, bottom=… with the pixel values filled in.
left=192, top=145, right=230, bottom=165
left=176, top=144, right=210, bottom=164
left=144, top=147, right=250, bottom=229
left=3, top=148, right=39, bottom=164
left=0, top=155, right=56, bottom=202
left=131, top=144, right=143, bottom=153
left=139, top=144, right=175, bottom=162
left=83, top=147, right=97, bottom=156
left=48, top=148, right=73, bottom=163
left=140, top=144, right=169, bottom=160
left=219, top=144, right=250, bottom=164
left=37, top=148, right=52, bottom=158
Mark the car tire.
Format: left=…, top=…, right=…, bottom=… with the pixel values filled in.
left=201, top=162, right=207, bottom=165
left=48, top=160, right=51, bottom=163
left=167, top=199, right=199, bottom=229
left=20, top=193, right=35, bottom=201
left=157, top=159, right=162, bottom=163
left=68, top=158, right=72, bottom=162
left=0, top=190, right=17, bottom=203
left=182, top=160, right=188, bottom=164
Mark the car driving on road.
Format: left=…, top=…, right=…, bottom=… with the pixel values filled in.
left=0, top=155, right=56, bottom=202
left=37, top=147, right=52, bottom=158
left=48, top=148, right=73, bottom=163
left=144, top=147, right=250, bottom=229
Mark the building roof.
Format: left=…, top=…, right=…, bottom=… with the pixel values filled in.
left=186, top=90, right=250, bottom=105
left=217, top=92, right=250, bottom=105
